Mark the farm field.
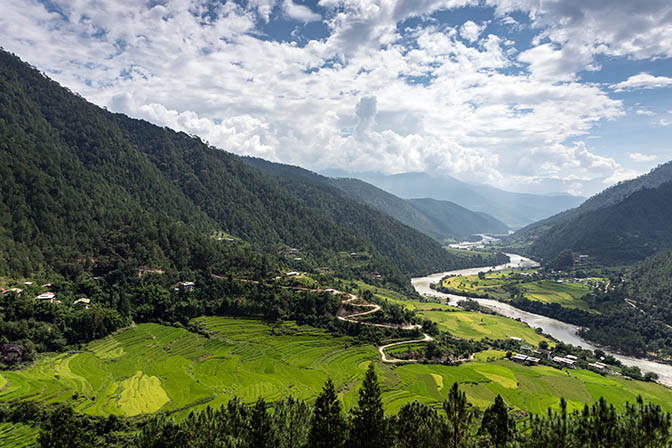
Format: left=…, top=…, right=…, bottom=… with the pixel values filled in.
left=415, top=310, right=552, bottom=346
left=441, top=271, right=595, bottom=310
left=2, top=316, right=672, bottom=444
left=519, top=280, right=593, bottom=311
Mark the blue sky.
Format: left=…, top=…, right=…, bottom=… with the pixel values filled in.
left=1, top=0, right=671, bottom=196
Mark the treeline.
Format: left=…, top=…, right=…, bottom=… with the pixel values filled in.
left=16, top=364, right=672, bottom=448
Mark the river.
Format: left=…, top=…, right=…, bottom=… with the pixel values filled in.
left=411, top=254, right=672, bottom=387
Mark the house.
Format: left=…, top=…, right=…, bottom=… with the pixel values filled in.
left=1, top=344, right=24, bottom=365
left=511, top=354, right=540, bottom=365
left=510, top=337, right=523, bottom=342
left=512, top=353, right=528, bottom=363
left=521, top=345, right=534, bottom=352
left=552, top=356, right=576, bottom=368
left=287, top=248, right=299, bottom=254
left=293, top=257, right=302, bottom=261
left=565, top=354, right=578, bottom=361
left=286, top=272, right=299, bottom=277
left=23, top=281, right=33, bottom=286
left=589, top=362, right=606, bottom=371
left=2, top=288, right=22, bottom=296
left=176, top=281, right=196, bottom=291
left=36, top=292, right=56, bottom=302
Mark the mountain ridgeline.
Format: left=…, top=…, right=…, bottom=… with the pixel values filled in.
left=240, top=160, right=508, bottom=241
left=328, top=178, right=509, bottom=240
left=0, top=49, right=474, bottom=285
left=517, top=163, right=672, bottom=265
left=325, top=171, right=585, bottom=228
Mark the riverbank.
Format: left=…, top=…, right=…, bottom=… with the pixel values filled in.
left=412, top=254, right=672, bottom=387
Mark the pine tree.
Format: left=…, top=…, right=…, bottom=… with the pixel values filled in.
left=444, top=382, right=474, bottom=448
left=248, top=398, right=277, bottom=448
left=480, top=395, right=513, bottom=448
left=308, top=378, right=346, bottom=448
left=37, top=404, right=92, bottom=448
left=395, top=401, right=446, bottom=448
left=347, top=363, right=390, bottom=448
left=273, top=396, right=312, bottom=448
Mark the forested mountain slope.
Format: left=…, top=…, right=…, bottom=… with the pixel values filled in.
left=407, top=198, right=508, bottom=238
left=241, top=157, right=473, bottom=276
left=0, top=49, right=464, bottom=283
left=525, top=181, right=672, bottom=264
left=513, top=160, right=672, bottom=264
left=327, top=178, right=508, bottom=240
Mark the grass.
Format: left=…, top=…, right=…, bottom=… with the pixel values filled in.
left=416, top=310, right=551, bottom=346
left=2, top=317, right=672, bottom=433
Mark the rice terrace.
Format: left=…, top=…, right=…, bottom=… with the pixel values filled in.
left=3, top=312, right=672, bottom=446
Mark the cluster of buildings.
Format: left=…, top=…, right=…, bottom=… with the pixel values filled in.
left=510, top=343, right=586, bottom=370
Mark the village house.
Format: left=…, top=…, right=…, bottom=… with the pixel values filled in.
left=533, top=348, right=552, bottom=359
left=175, top=281, right=196, bottom=291
left=588, top=362, right=607, bottom=371
left=552, top=356, right=576, bottom=368
left=35, top=292, right=57, bottom=303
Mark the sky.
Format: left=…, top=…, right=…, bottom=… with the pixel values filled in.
left=1, top=0, right=671, bottom=196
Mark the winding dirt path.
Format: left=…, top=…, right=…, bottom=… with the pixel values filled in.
left=333, top=293, right=433, bottom=363
left=224, top=276, right=436, bottom=363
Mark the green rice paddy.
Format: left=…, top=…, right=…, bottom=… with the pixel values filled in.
left=415, top=310, right=551, bottom=346
left=2, top=316, right=672, bottom=445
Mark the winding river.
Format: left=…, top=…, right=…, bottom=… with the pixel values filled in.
left=412, top=254, right=672, bottom=387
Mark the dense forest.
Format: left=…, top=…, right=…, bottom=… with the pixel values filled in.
left=0, top=48, right=483, bottom=290
left=5, top=365, right=671, bottom=448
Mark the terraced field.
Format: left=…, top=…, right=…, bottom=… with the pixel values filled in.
left=3, top=316, right=672, bottom=442
left=0, top=423, right=36, bottom=448
left=0, top=317, right=377, bottom=418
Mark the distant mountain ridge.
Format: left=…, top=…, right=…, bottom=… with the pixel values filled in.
left=327, top=178, right=509, bottom=240
left=516, top=162, right=672, bottom=264
left=322, top=170, right=585, bottom=228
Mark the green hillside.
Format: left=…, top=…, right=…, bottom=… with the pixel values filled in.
left=3, top=316, right=670, bottom=419
left=515, top=161, right=672, bottom=265
left=526, top=181, right=672, bottom=264
left=240, top=156, right=487, bottom=276
left=0, top=49, right=471, bottom=286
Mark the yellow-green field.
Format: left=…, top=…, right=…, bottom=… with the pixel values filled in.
left=416, top=310, right=551, bottom=346
left=441, top=271, right=595, bottom=310
left=519, top=280, right=594, bottom=311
